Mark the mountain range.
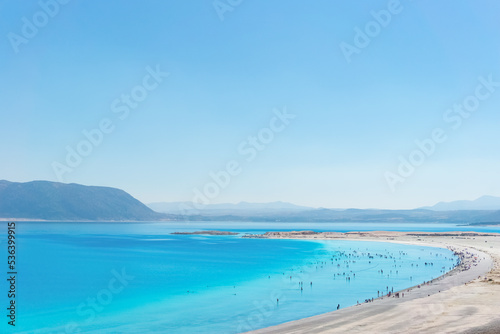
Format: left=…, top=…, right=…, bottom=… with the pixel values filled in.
left=1, top=179, right=500, bottom=223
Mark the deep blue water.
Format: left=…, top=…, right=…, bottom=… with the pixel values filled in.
left=1, top=221, right=494, bottom=333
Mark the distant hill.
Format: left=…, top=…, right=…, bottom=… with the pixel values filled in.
left=148, top=201, right=313, bottom=216
left=0, top=180, right=167, bottom=221
left=175, top=207, right=497, bottom=224
left=422, top=196, right=500, bottom=211
left=148, top=200, right=499, bottom=223
left=478, top=210, right=500, bottom=223
left=3, top=180, right=498, bottom=223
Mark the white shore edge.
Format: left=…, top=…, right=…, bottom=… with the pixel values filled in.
left=245, top=231, right=500, bottom=334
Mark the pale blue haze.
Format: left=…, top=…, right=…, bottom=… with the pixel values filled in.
left=0, top=1, right=500, bottom=208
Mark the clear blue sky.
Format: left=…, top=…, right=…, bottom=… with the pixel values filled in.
left=1, top=0, right=499, bottom=209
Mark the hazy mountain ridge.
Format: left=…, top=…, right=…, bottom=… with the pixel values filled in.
left=421, top=195, right=500, bottom=211
left=148, top=201, right=312, bottom=216
left=150, top=200, right=500, bottom=224
left=1, top=179, right=499, bottom=223
left=178, top=208, right=497, bottom=224
left=0, top=180, right=168, bottom=221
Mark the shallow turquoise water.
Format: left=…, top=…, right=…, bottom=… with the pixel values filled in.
left=0, top=222, right=462, bottom=333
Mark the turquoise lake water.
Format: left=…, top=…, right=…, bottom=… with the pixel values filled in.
left=2, top=221, right=494, bottom=333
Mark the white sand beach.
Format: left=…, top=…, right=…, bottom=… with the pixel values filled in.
left=246, top=231, right=500, bottom=334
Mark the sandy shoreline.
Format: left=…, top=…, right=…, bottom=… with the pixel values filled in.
left=245, top=231, right=500, bottom=334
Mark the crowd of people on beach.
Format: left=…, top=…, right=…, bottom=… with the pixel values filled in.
left=260, top=246, right=464, bottom=312
left=448, top=246, right=481, bottom=272
left=205, top=244, right=478, bottom=319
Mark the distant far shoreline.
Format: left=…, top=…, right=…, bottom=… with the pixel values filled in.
left=243, top=230, right=500, bottom=239
left=467, top=222, right=500, bottom=226
left=171, top=230, right=238, bottom=235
